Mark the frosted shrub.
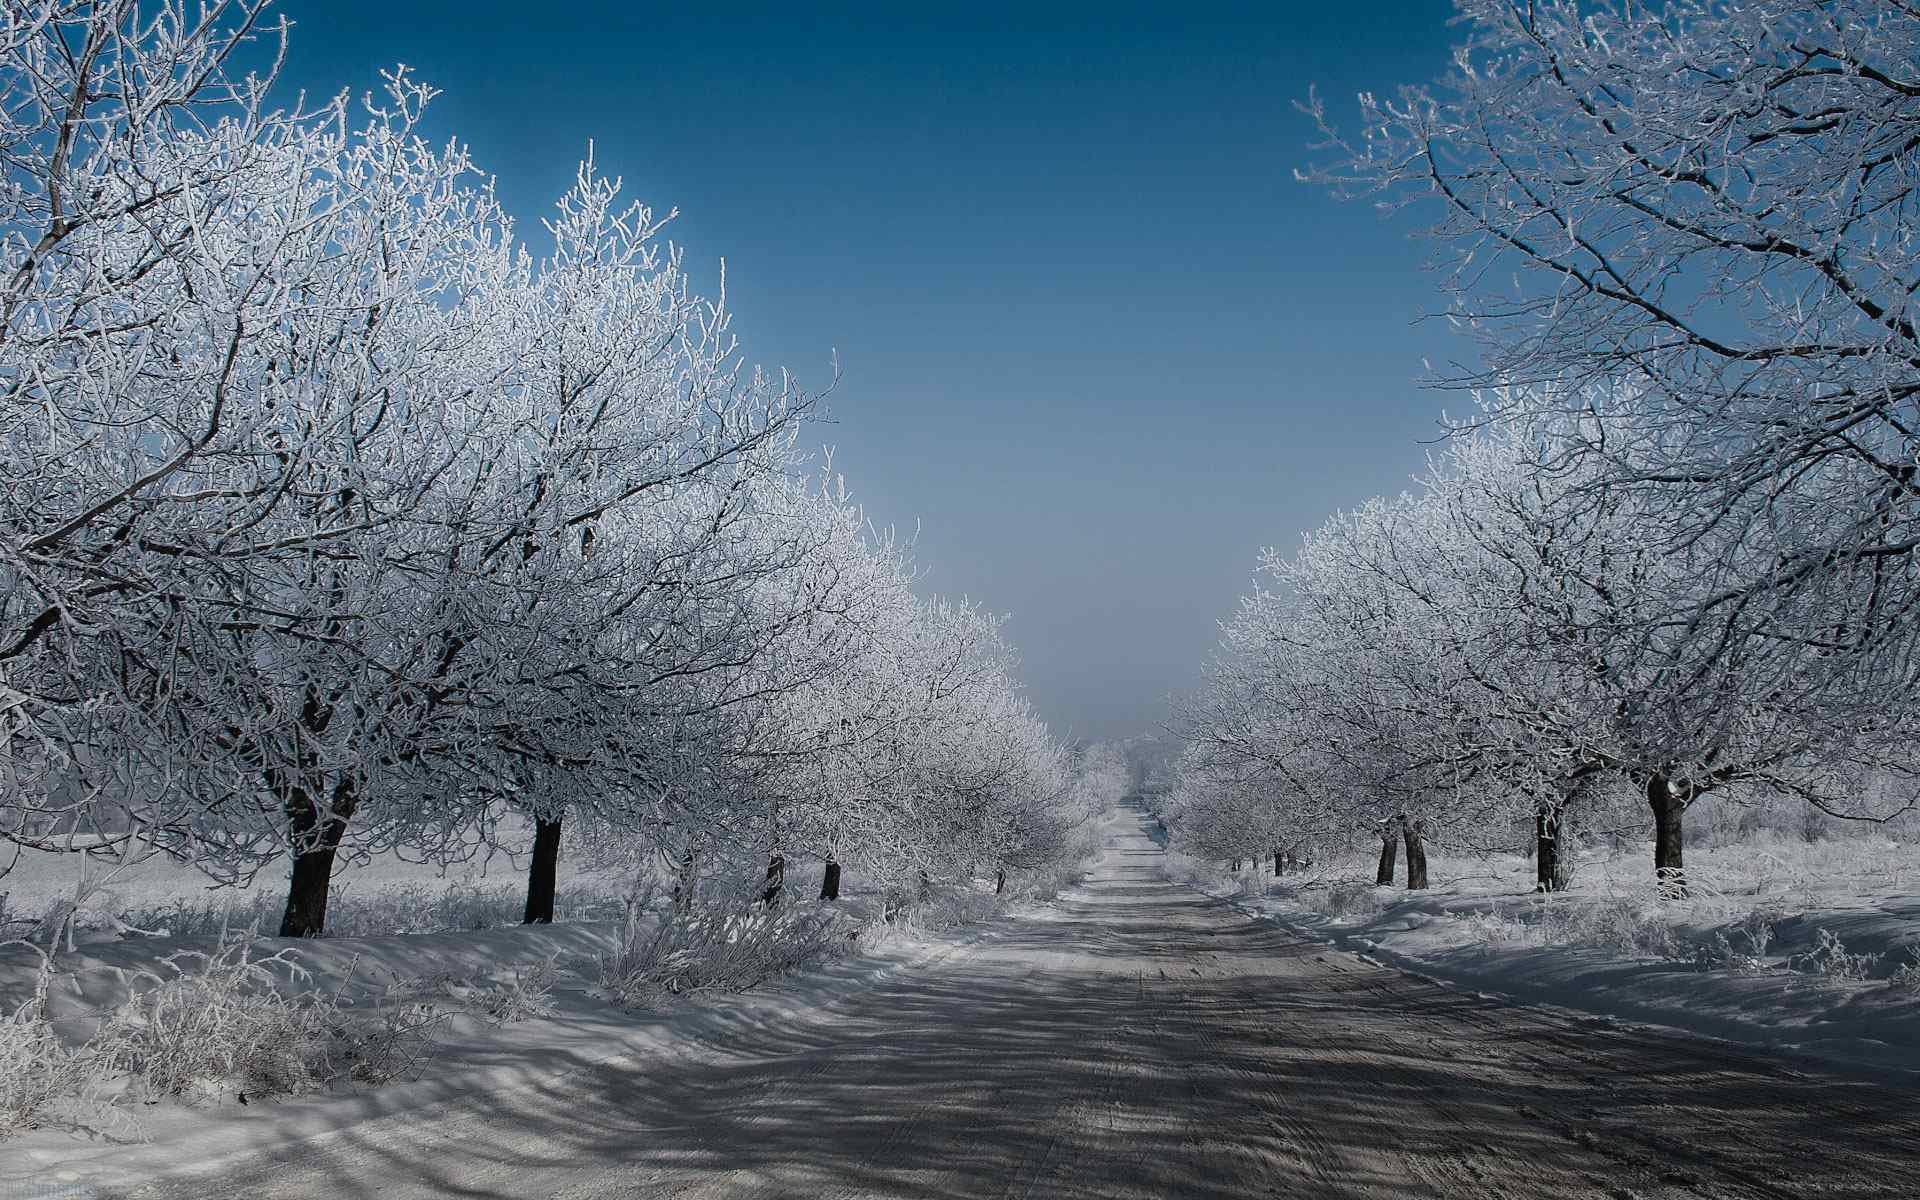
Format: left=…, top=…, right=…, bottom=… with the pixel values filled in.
left=587, top=896, right=851, bottom=1004
left=1006, top=861, right=1085, bottom=904
left=1453, top=903, right=1531, bottom=945
left=889, top=886, right=1000, bottom=935
left=470, top=957, right=561, bottom=1023
left=0, top=935, right=464, bottom=1140
left=321, top=881, right=526, bottom=937
left=1889, top=951, right=1920, bottom=993
left=1312, top=881, right=1390, bottom=922
left=106, top=935, right=348, bottom=1101
left=0, top=945, right=131, bottom=1138
left=1789, top=929, right=1883, bottom=985
left=112, top=894, right=284, bottom=941
left=1533, top=894, right=1684, bottom=960
left=386, top=957, right=561, bottom=1024
left=1695, top=911, right=1778, bottom=975
left=333, top=1001, right=450, bottom=1087
left=104, top=933, right=452, bottom=1103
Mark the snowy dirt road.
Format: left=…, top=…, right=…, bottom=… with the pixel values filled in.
left=119, top=804, right=1920, bottom=1200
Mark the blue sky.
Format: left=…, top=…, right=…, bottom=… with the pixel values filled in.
left=275, top=1, right=1466, bottom=741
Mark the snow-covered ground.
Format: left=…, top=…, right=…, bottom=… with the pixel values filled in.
left=0, top=825, right=1088, bottom=1197
left=0, top=836, right=627, bottom=947
left=1169, top=835, right=1920, bottom=1079
left=0, top=902, right=1003, bottom=1197
left=6, top=806, right=1915, bottom=1200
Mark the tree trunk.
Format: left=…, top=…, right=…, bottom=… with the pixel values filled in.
left=672, top=842, right=699, bottom=915
left=1273, top=848, right=1283, bottom=876
left=1374, top=826, right=1398, bottom=887
left=995, top=867, right=1006, bottom=895
left=1229, top=858, right=1241, bottom=872
left=819, top=859, right=841, bottom=901
left=1403, top=817, right=1429, bottom=891
left=279, top=780, right=355, bottom=938
left=523, top=816, right=563, bottom=924
left=1647, top=774, right=1688, bottom=898
left=763, top=853, right=786, bottom=908
left=280, top=820, right=345, bottom=938
left=1534, top=802, right=1564, bottom=893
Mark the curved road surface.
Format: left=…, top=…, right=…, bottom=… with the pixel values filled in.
left=129, top=803, right=1920, bottom=1199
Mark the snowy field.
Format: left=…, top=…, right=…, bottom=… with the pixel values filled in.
left=1170, top=834, right=1920, bottom=1077
left=0, top=836, right=628, bottom=948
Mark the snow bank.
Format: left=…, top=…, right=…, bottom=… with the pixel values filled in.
left=0, top=884, right=1029, bottom=1198
left=1177, top=847, right=1920, bottom=1082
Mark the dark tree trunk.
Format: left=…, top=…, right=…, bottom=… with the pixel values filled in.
left=1375, top=826, right=1398, bottom=887
left=1273, top=848, right=1284, bottom=876
left=280, top=819, right=346, bottom=938
left=819, top=859, right=841, bottom=901
left=1535, top=802, right=1564, bottom=893
left=1229, top=858, right=1241, bottom=872
left=763, top=853, right=786, bottom=908
left=279, top=779, right=355, bottom=938
left=1403, top=817, right=1429, bottom=891
left=1647, top=774, right=1688, bottom=898
left=523, top=816, right=563, bottom=924
left=672, top=842, right=699, bottom=914
left=995, top=867, right=1006, bottom=895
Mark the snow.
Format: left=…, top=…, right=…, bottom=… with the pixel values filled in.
left=0, top=894, right=1003, bottom=1198
left=0, top=837, right=624, bottom=948
left=4, top=811, right=1916, bottom=1199
left=1174, top=838, right=1920, bottom=1083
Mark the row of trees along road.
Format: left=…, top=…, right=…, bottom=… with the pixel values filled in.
left=1174, top=0, right=1920, bottom=896
left=0, top=1, right=1084, bottom=936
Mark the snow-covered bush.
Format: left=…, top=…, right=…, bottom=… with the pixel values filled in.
left=1004, top=858, right=1087, bottom=905
left=385, top=957, right=561, bottom=1025
left=1311, top=881, right=1392, bottom=923
left=585, top=896, right=852, bottom=1005
left=1450, top=904, right=1530, bottom=946
left=331, top=1002, right=452, bottom=1088
left=1789, top=930, right=1884, bottom=985
left=102, top=934, right=433, bottom=1102
left=886, top=886, right=1000, bottom=935
left=0, top=945, right=130, bottom=1138
left=1890, top=952, right=1920, bottom=994
left=1695, top=912, right=1779, bottom=975
left=0, top=931, right=466, bottom=1139
left=474, top=958, right=562, bottom=1023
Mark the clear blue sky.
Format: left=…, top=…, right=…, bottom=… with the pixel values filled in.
left=274, top=0, right=1465, bottom=741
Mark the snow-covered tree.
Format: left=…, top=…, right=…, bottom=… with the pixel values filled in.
left=1, top=3, right=1075, bottom=940
left=0, top=4, right=515, bottom=916
left=1177, top=417, right=1918, bottom=896
left=1301, top=0, right=1920, bottom=811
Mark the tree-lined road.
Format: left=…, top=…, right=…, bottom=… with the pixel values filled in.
left=127, top=805, right=1920, bottom=1200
